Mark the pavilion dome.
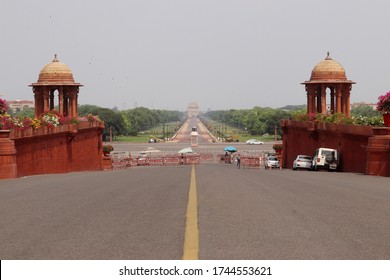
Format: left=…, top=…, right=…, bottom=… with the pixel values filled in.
left=37, top=54, right=75, bottom=84
left=310, top=52, right=347, bottom=81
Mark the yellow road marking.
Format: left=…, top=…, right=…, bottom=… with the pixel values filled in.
left=182, top=165, right=199, bottom=260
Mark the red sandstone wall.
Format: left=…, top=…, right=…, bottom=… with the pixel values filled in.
left=12, top=127, right=103, bottom=177
left=281, top=120, right=373, bottom=173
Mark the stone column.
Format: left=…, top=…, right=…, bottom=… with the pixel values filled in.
left=0, top=130, right=17, bottom=179
left=306, top=85, right=316, bottom=114
left=74, top=89, right=79, bottom=117
left=321, top=85, right=327, bottom=114
left=366, top=129, right=390, bottom=177
left=345, top=87, right=351, bottom=117
left=43, top=87, right=50, bottom=113
left=58, top=87, right=64, bottom=115
left=63, top=92, right=69, bottom=116
left=49, top=89, right=55, bottom=110
left=316, top=87, right=321, bottom=113
left=336, top=84, right=342, bottom=114
left=33, top=89, right=41, bottom=117
left=69, top=90, right=78, bottom=118
left=330, top=87, right=335, bottom=114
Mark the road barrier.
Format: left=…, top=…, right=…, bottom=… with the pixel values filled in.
left=241, top=155, right=261, bottom=168
left=109, top=152, right=264, bottom=169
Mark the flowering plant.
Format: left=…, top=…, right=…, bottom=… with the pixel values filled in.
left=40, top=111, right=60, bottom=128
left=0, top=101, right=103, bottom=131
left=376, top=91, right=390, bottom=114
left=103, top=144, right=114, bottom=153
left=0, top=115, right=13, bottom=130
left=0, top=98, right=7, bottom=115
left=273, top=143, right=283, bottom=150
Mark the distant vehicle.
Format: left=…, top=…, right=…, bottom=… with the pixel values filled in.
left=246, top=139, right=264, bottom=145
left=292, top=155, right=312, bottom=170
left=225, top=135, right=239, bottom=142
left=148, top=135, right=161, bottom=143
left=250, top=140, right=264, bottom=145
left=312, top=148, right=338, bottom=171
left=265, top=156, right=280, bottom=169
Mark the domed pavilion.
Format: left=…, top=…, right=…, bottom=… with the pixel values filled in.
left=302, top=53, right=355, bottom=117
left=29, top=54, right=83, bottom=117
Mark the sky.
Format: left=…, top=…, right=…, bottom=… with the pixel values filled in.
left=0, top=0, right=389, bottom=111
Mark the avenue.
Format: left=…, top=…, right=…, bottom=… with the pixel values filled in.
left=1, top=145, right=389, bottom=260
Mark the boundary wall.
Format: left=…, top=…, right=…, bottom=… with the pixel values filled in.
left=281, top=120, right=390, bottom=177
left=0, top=122, right=104, bottom=179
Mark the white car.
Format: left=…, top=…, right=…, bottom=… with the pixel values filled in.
left=312, top=148, right=338, bottom=171
left=292, top=155, right=312, bottom=170
left=265, top=156, right=280, bottom=169
left=246, top=139, right=264, bottom=145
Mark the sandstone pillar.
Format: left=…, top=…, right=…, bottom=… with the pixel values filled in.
left=366, top=130, right=390, bottom=177
left=0, top=130, right=17, bottom=179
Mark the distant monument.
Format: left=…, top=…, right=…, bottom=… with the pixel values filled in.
left=29, top=54, right=83, bottom=117
left=187, top=102, right=199, bottom=118
left=302, top=53, right=355, bottom=117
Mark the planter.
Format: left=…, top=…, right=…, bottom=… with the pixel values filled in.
left=0, top=129, right=12, bottom=139
left=383, top=114, right=390, bottom=127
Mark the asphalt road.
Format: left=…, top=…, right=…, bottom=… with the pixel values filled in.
left=1, top=160, right=389, bottom=260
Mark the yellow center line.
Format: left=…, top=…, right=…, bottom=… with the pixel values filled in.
left=182, top=164, right=199, bottom=260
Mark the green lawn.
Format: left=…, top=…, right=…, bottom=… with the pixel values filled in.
left=115, top=135, right=151, bottom=143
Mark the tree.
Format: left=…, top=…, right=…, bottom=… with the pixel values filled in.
left=351, top=105, right=381, bottom=118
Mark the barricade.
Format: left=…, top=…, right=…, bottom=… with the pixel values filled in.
left=199, top=153, right=213, bottom=162
left=111, top=152, right=131, bottom=170
left=135, top=157, right=149, bottom=166
left=185, top=154, right=200, bottom=165
left=241, top=155, right=261, bottom=168
left=163, top=155, right=182, bottom=165
left=148, top=156, right=164, bottom=166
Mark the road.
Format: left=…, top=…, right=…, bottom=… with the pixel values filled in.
left=1, top=158, right=389, bottom=260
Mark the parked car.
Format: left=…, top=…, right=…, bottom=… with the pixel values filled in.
left=312, top=148, right=338, bottom=171
left=265, top=156, right=280, bottom=169
left=292, top=155, right=312, bottom=170
left=246, top=139, right=264, bottom=145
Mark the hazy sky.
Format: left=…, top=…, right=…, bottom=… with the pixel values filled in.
left=1, top=0, right=389, bottom=111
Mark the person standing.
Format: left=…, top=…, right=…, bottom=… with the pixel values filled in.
left=237, top=154, right=241, bottom=169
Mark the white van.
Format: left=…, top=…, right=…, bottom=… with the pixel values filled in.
left=312, top=148, right=338, bottom=171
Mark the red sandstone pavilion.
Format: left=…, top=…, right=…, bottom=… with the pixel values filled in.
left=302, top=52, right=355, bottom=117
left=0, top=55, right=105, bottom=179
left=29, top=54, right=82, bottom=118
left=282, top=53, right=390, bottom=177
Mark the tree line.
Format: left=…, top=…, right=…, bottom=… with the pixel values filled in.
left=204, top=106, right=301, bottom=135
left=78, top=105, right=184, bottom=140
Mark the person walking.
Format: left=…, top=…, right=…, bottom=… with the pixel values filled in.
left=236, top=154, right=241, bottom=169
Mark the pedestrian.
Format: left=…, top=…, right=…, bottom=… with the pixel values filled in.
left=237, top=154, right=241, bottom=169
